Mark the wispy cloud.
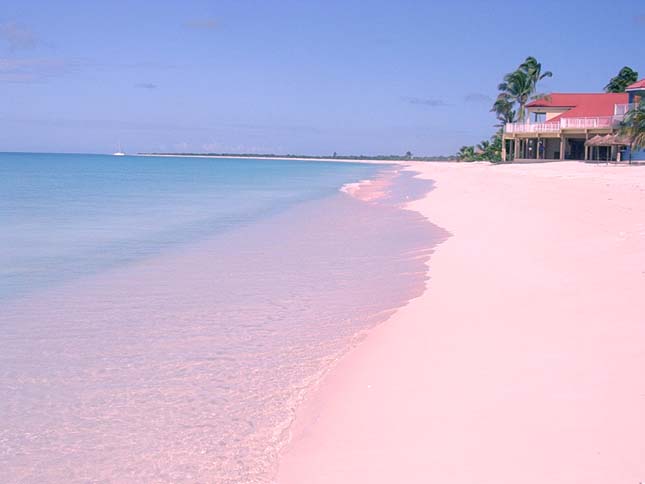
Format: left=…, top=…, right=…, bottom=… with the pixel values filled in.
left=134, top=82, right=157, bottom=89
left=184, top=18, right=218, bottom=30
left=0, top=57, right=74, bottom=82
left=0, top=22, right=38, bottom=51
left=464, top=93, right=493, bottom=104
left=403, top=96, right=451, bottom=107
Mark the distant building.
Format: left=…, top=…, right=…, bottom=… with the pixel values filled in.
left=502, top=79, right=645, bottom=162
left=626, top=78, right=645, bottom=104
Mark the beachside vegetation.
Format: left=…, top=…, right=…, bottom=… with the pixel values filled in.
left=492, top=95, right=516, bottom=128
left=496, top=56, right=552, bottom=124
left=457, top=56, right=552, bottom=162
left=456, top=145, right=476, bottom=161
left=620, top=103, right=645, bottom=153
left=605, top=66, right=639, bottom=93
left=456, top=134, right=503, bottom=162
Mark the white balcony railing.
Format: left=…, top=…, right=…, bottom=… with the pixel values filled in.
left=505, top=115, right=624, bottom=134
left=504, top=122, right=561, bottom=134
left=560, top=116, right=620, bottom=129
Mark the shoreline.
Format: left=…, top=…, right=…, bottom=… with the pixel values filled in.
left=0, top=157, right=440, bottom=483
left=262, top=165, right=442, bottom=480
left=277, top=161, right=645, bottom=483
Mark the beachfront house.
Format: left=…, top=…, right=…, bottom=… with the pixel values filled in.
left=502, top=79, right=645, bottom=162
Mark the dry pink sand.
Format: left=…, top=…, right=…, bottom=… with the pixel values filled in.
left=277, top=161, right=645, bottom=484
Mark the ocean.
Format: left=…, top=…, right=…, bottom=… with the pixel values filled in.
left=0, top=152, right=438, bottom=483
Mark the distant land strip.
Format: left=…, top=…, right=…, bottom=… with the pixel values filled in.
left=137, top=152, right=459, bottom=162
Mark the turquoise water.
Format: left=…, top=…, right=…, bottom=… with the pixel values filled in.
left=0, top=153, right=440, bottom=483
left=0, top=152, right=382, bottom=301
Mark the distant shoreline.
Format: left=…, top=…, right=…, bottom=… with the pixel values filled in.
left=136, top=153, right=457, bottom=163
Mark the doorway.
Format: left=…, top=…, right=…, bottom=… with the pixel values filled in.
left=567, top=139, right=586, bottom=160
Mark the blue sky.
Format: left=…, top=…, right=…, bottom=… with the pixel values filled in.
left=0, top=0, right=643, bottom=156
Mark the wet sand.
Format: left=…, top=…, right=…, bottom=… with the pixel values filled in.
left=278, top=161, right=645, bottom=484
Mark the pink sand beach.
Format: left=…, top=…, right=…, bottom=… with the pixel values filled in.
left=278, top=161, right=645, bottom=484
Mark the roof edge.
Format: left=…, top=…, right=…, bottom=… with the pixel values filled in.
left=626, top=79, right=645, bottom=90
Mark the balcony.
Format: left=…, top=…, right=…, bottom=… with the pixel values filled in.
left=504, top=122, right=561, bottom=134
left=505, top=115, right=624, bottom=134
left=560, top=116, right=620, bottom=129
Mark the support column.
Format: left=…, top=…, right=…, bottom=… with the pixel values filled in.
left=514, top=138, right=521, bottom=160
left=584, top=130, right=589, bottom=161
left=560, top=136, right=566, bottom=160
left=501, top=136, right=507, bottom=162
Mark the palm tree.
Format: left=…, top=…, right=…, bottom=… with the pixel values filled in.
left=497, top=70, right=533, bottom=123
left=605, top=66, right=639, bottom=93
left=457, top=145, right=476, bottom=161
left=477, top=140, right=491, bottom=154
left=620, top=104, right=645, bottom=162
left=488, top=133, right=503, bottom=162
left=520, top=56, right=553, bottom=95
left=491, top=94, right=516, bottom=127
left=474, top=135, right=504, bottom=162
left=490, top=94, right=516, bottom=162
left=497, top=56, right=552, bottom=123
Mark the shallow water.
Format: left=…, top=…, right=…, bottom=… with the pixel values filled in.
left=0, top=153, right=383, bottom=302
left=0, top=155, right=443, bottom=483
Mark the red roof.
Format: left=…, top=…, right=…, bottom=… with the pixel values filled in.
left=527, top=93, right=629, bottom=123
left=626, top=78, right=645, bottom=90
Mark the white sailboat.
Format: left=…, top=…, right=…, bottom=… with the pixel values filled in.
left=113, top=143, right=126, bottom=156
